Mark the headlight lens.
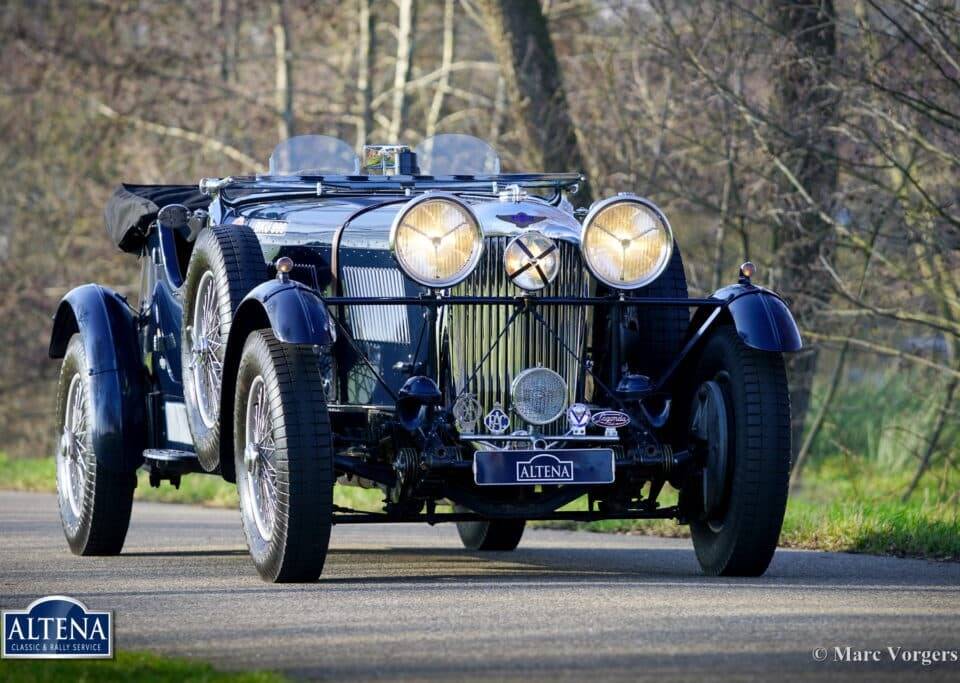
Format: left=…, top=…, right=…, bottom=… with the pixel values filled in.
left=390, top=195, right=483, bottom=287
left=581, top=197, right=673, bottom=289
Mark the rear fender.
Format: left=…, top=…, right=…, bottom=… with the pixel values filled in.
left=218, top=280, right=334, bottom=481
left=49, top=284, right=147, bottom=473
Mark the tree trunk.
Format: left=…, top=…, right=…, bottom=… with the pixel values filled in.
left=388, top=0, right=416, bottom=141
left=355, top=0, right=374, bottom=149
left=425, top=0, right=454, bottom=139
left=476, top=0, right=591, bottom=203
left=769, top=0, right=839, bottom=459
left=272, top=0, right=294, bottom=142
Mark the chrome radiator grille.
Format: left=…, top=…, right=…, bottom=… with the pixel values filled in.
left=446, top=237, right=590, bottom=433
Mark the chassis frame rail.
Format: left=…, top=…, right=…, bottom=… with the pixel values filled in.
left=331, top=507, right=681, bottom=525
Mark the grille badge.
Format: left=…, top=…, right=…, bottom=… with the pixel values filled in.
left=453, top=394, right=482, bottom=433
left=496, top=212, right=546, bottom=228
left=566, top=403, right=592, bottom=435
left=483, top=403, right=510, bottom=435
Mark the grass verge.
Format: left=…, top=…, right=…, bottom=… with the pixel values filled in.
left=0, top=453, right=379, bottom=511
left=0, top=650, right=284, bottom=683
left=2, top=453, right=957, bottom=560
left=539, top=459, right=960, bottom=560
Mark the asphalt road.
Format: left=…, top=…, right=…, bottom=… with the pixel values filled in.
left=1, top=491, right=959, bottom=681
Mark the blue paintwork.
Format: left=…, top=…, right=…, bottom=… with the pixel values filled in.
left=49, top=284, right=147, bottom=473
left=222, top=196, right=432, bottom=406
left=240, top=279, right=334, bottom=346
left=396, top=375, right=442, bottom=430
left=137, top=228, right=195, bottom=450
left=157, top=224, right=185, bottom=288
left=713, top=284, right=803, bottom=352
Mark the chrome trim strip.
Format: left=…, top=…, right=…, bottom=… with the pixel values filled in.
left=459, top=434, right=619, bottom=443
left=327, top=403, right=396, bottom=412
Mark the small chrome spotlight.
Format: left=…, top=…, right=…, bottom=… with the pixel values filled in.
left=503, top=231, right=560, bottom=291
left=511, top=367, right=567, bottom=425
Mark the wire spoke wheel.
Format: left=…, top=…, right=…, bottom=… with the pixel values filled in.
left=191, top=270, right=222, bottom=429
left=56, top=373, right=88, bottom=521
left=54, top=335, right=136, bottom=556
left=233, top=330, right=334, bottom=582
left=181, top=223, right=268, bottom=472
left=241, top=376, right=278, bottom=541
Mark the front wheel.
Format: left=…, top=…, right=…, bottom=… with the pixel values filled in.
left=55, top=336, right=136, bottom=556
left=234, top=330, right=334, bottom=582
left=685, top=326, right=791, bottom=576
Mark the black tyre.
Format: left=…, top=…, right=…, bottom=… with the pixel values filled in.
left=234, top=329, right=334, bottom=582
left=686, top=326, right=791, bottom=576
left=455, top=508, right=526, bottom=551
left=182, top=225, right=266, bottom=471
left=55, top=336, right=136, bottom=556
left=623, top=245, right=689, bottom=376
left=593, top=245, right=688, bottom=385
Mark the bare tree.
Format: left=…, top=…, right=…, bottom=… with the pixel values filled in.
left=768, top=0, right=840, bottom=457
left=355, top=0, right=375, bottom=149
left=273, top=0, right=295, bottom=141
left=426, top=0, right=455, bottom=139
left=476, top=0, right=591, bottom=201
left=388, top=0, right=416, bottom=141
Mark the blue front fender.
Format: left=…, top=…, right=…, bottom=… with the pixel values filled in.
left=242, top=279, right=335, bottom=346
left=49, top=284, right=147, bottom=473
left=714, top=284, right=803, bottom=352
left=218, top=279, right=334, bottom=481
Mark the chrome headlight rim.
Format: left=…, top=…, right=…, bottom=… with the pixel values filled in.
left=389, top=192, right=484, bottom=288
left=503, top=230, right=560, bottom=292
left=580, top=194, right=674, bottom=290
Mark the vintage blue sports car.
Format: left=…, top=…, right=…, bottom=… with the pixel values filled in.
left=49, top=134, right=801, bottom=582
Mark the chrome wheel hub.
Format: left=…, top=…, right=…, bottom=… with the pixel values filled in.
left=57, top=373, right=88, bottom=519
left=190, top=271, right=223, bottom=429
left=241, top=376, right=277, bottom=541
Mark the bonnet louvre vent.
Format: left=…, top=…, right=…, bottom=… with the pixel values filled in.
left=341, top=266, right=411, bottom=344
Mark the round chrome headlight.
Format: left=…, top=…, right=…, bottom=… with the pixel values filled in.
left=511, top=367, right=567, bottom=425
left=581, top=196, right=673, bottom=289
left=390, top=194, right=483, bottom=288
left=504, top=231, right=560, bottom=291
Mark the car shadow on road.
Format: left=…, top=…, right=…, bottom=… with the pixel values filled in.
left=314, top=544, right=960, bottom=589
left=121, top=549, right=249, bottom=557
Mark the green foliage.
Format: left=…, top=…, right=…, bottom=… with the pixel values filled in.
left=805, top=369, right=942, bottom=467
left=0, top=453, right=239, bottom=508
left=0, top=650, right=285, bottom=683
left=0, top=453, right=382, bottom=511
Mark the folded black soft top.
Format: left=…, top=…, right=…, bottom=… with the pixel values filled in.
left=105, top=184, right=210, bottom=254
